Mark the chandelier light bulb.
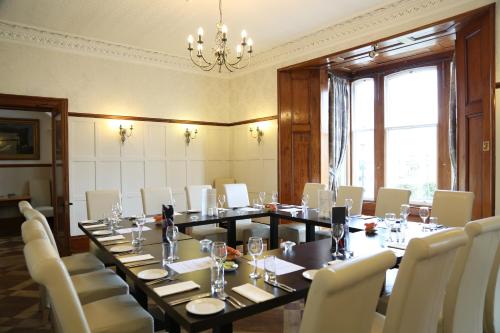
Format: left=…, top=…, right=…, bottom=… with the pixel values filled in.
left=247, top=38, right=253, bottom=46
left=221, top=25, right=228, bottom=33
left=241, top=30, right=247, bottom=39
left=197, top=27, right=204, bottom=37
left=236, top=44, right=242, bottom=57
left=197, top=43, right=203, bottom=51
left=187, top=35, right=194, bottom=43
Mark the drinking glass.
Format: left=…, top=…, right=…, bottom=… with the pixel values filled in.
left=419, top=206, right=430, bottom=230
left=136, top=213, right=146, bottom=241
left=429, top=216, right=439, bottom=231
left=301, top=194, right=309, bottom=209
left=259, top=192, right=266, bottom=206
left=210, top=244, right=226, bottom=295
left=166, top=225, right=179, bottom=261
left=345, top=198, right=353, bottom=219
left=385, top=213, right=397, bottom=242
left=331, top=223, right=345, bottom=258
left=264, top=255, right=277, bottom=283
left=271, top=192, right=278, bottom=204
left=400, top=204, right=410, bottom=228
left=248, top=237, right=264, bottom=279
left=211, top=242, right=227, bottom=266
left=217, top=194, right=226, bottom=210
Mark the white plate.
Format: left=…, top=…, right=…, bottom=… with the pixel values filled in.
left=109, top=245, right=134, bottom=253
left=137, top=269, right=168, bottom=280
left=186, top=298, right=225, bottom=316
left=302, top=269, right=319, bottom=281
left=92, top=230, right=112, bottom=236
left=186, top=210, right=200, bottom=214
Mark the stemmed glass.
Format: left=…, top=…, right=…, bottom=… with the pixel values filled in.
left=345, top=198, right=353, bottom=220
left=248, top=237, right=263, bottom=279
left=258, top=192, right=266, bottom=206
left=217, top=194, right=226, bottom=211
left=210, top=242, right=227, bottom=294
left=419, top=207, right=430, bottom=230
left=271, top=192, right=278, bottom=204
left=166, top=225, right=179, bottom=262
left=400, top=204, right=410, bottom=228
left=211, top=242, right=227, bottom=266
left=331, top=223, right=345, bottom=259
left=111, top=202, right=122, bottom=229
left=136, top=213, right=146, bottom=242
left=301, top=194, right=309, bottom=209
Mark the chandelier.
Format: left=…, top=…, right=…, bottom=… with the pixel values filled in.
left=187, top=0, right=253, bottom=73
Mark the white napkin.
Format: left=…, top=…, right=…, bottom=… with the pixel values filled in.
left=83, top=223, right=107, bottom=229
left=116, top=226, right=152, bottom=234
left=249, top=258, right=305, bottom=275
left=154, top=281, right=200, bottom=297
left=232, top=283, right=274, bottom=303
left=80, top=219, right=97, bottom=224
left=279, top=208, right=302, bottom=213
left=119, top=254, right=154, bottom=264
left=239, top=207, right=260, bottom=212
left=96, top=235, right=125, bottom=242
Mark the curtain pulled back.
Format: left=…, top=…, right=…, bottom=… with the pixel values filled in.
left=449, top=55, right=458, bottom=190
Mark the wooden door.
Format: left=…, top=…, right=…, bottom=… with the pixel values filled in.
left=278, top=69, right=324, bottom=204
left=455, top=5, right=495, bottom=218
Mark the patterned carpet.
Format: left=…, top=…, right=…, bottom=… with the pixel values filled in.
left=0, top=236, right=302, bottom=333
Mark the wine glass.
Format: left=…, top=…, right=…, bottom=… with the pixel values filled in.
left=400, top=204, right=410, bottom=227
left=211, top=242, right=227, bottom=267
left=271, top=192, right=278, bottom=204
left=217, top=194, right=226, bottom=211
left=248, top=237, right=263, bottom=279
left=166, top=225, right=179, bottom=261
left=301, top=194, right=309, bottom=209
left=136, top=213, right=146, bottom=242
left=419, top=207, right=430, bottom=230
left=345, top=198, right=353, bottom=219
left=259, top=192, right=266, bottom=206
left=331, top=223, right=345, bottom=259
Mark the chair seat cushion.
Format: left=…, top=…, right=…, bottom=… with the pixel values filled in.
left=83, top=294, right=154, bottom=333
left=62, top=252, right=105, bottom=275
left=371, top=312, right=385, bottom=333
left=34, top=206, right=54, bottom=218
left=191, top=225, right=227, bottom=242
left=236, top=220, right=270, bottom=242
left=89, top=242, right=115, bottom=266
left=72, top=268, right=129, bottom=305
left=278, top=223, right=305, bottom=243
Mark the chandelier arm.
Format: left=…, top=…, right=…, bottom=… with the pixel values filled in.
left=223, top=60, right=234, bottom=73
left=189, top=52, right=212, bottom=69
left=199, top=52, right=214, bottom=66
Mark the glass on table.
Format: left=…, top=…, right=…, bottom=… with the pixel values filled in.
left=301, top=194, right=309, bottom=209
left=135, top=213, right=146, bottom=242
left=400, top=204, right=410, bottom=228
left=248, top=237, right=264, bottom=279
left=331, top=223, right=345, bottom=259
left=429, top=216, right=438, bottom=231
left=345, top=198, right=353, bottom=219
left=217, top=194, right=226, bottom=211
left=384, top=213, right=397, bottom=242
left=264, top=255, right=277, bottom=283
left=419, top=206, right=430, bottom=230
left=271, top=192, right=279, bottom=204
left=258, top=191, right=266, bottom=206
left=166, top=225, right=179, bottom=261
left=210, top=242, right=227, bottom=294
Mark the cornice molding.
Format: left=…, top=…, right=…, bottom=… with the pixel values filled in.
left=0, top=0, right=491, bottom=77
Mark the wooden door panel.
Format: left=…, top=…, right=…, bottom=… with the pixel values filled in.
left=291, top=79, right=310, bottom=125
left=465, top=31, right=483, bottom=104
left=292, top=133, right=311, bottom=203
left=467, top=114, right=483, bottom=219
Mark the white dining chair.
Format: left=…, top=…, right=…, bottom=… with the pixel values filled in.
left=21, top=219, right=129, bottom=306
left=430, top=190, right=475, bottom=227
left=371, top=228, right=468, bottom=333
left=18, top=200, right=32, bottom=215
left=337, top=185, right=364, bottom=216
left=213, top=177, right=235, bottom=208
left=22, top=207, right=105, bottom=275
left=299, top=250, right=396, bottom=333
left=374, top=187, right=411, bottom=218
left=279, top=183, right=327, bottom=243
left=140, top=186, right=174, bottom=215
left=24, top=238, right=154, bottom=333
left=484, top=245, right=500, bottom=333
left=224, top=183, right=269, bottom=243
left=28, top=179, right=54, bottom=218
left=85, top=190, right=121, bottom=220
left=185, top=185, right=227, bottom=242
left=441, top=216, right=500, bottom=333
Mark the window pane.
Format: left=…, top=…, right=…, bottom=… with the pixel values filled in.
left=351, top=78, right=374, bottom=199
left=385, top=67, right=438, bottom=128
left=384, top=66, right=438, bottom=204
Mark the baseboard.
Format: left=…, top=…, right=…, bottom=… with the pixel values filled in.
left=70, top=235, right=89, bottom=253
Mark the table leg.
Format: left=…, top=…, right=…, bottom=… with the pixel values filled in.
left=163, top=313, right=180, bottom=333
left=305, top=224, right=316, bottom=243
left=116, top=266, right=126, bottom=280
left=133, top=282, right=148, bottom=310
left=269, top=215, right=279, bottom=249
left=227, top=220, right=236, bottom=248
left=177, top=225, right=186, bottom=234
left=213, top=322, right=232, bottom=333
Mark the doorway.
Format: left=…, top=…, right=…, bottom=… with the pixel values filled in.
left=0, top=94, right=70, bottom=255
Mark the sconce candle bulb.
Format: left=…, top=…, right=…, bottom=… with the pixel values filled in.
left=185, top=128, right=198, bottom=145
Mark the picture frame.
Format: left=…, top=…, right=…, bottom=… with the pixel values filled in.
left=0, top=117, right=40, bottom=160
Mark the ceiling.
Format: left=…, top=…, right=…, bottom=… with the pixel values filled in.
left=0, top=0, right=393, bottom=57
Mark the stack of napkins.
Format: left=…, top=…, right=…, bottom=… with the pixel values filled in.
left=119, top=254, right=154, bottom=264
left=232, top=284, right=274, bottom=303
left=83, top=223, right=107, bottom=229
left=154, top=281, right=200, bottom=297
left=97, top=235, right=125, bottom=242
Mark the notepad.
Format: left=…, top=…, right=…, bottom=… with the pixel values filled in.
left=154, top=281, right=200, bottom=297
left=232, top=284, right=274, bottom=303
left=248, top=258, right=305, bottom=276
left=166, top=257, right=212, bottom=274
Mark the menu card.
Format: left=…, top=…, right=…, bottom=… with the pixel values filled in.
left=166, top=256, right=213, bottom=274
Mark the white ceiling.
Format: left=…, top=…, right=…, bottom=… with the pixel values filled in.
left=0, top=0, right=392, bottom=57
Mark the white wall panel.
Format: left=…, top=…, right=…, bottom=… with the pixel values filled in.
left=122, top=197, right=143, bottom=217
left=186, top=132, right=206, bottom=160
left=96, top=161, right=121, bottom=191
left=167, top=160, right=187, bottom=193
left=95, top=121, right=121, bottom=160
left=70, top=201, right=87, bottom=236
left=145, top=125, right=166, bottom=159
left=70, top=161, right=95, bottom=200
left=121, top=123, right=144, bottom=160
left=121, top=161, right=145, bottom=197
left=165, top=124, right=186, bottom=160
left=70, top=119, right=95, bottom=159
left=187, top=160, right=206, bottom=186
left=145, top=160, right=167, bottom=188
left=205, top=161, right=230, bottom=185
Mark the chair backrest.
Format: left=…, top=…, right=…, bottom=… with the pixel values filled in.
left=442, top=216, right=500, bottom=333
left=337, top=186, right=364, bottom=216
left=29, top=179, right=52, bottom=207
left=85, top=190, right=121, bottom=220
left=224, top=184, right=250, bottom=208
left=22, top=208, right=59, bottom=256
left=383, top=228, right=468, bottom=333
left=24, top=238, right=90, bottom=333
left=21, top=219, right=49, bottom=244
left=374, top=187, right=411, bottom=217
left=214, top=178, right=235, bottom=207
left=299, top=250, right=396, bottom=333
left=140, top=187, right=174, bottom=215
left=302, top=183, right=327, bottom=209
left=430, top=190, right=475, bottom=227
left=186, top=185, right=212, bottom=211
left=18, top=200, right=32, bottom=214
left=484, top=245, right=500, bottom=333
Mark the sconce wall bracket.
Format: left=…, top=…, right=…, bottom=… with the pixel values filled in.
left=185, top=128, right=198, bottom=145
left=249, top=126, right=264, bottom=144
left=119, top=124, right=133, bottom=144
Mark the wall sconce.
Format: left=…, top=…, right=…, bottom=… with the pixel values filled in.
left=184, top=128, right=198, bottom=145
left=249, top=126, right=264, bottom=144
left=119, top=124, right=133, bottom=144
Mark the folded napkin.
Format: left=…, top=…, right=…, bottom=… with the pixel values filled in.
left=233, top=283, right=274, bottom=303
left=116, top=226, right=152, bottom=234
left=386, top=242, right=407, bottom=250
left=119, top=254, right=154, bottom=264
left=239, top=207, right=260, bottom=212
left=279, top=208, right=302, bottom=213
left=80, top=219, right=97, bottom=224
left=154, top=281, right=200, bottom=297
left=96, top=235, right=125, bottom=242
left=83, top=223, right=107, bottom=229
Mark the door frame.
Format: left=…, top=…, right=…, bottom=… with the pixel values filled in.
left=0, top=93, right=70, bottom=254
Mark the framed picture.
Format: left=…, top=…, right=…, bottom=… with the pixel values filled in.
left=0, top=117, right=40, bottom=160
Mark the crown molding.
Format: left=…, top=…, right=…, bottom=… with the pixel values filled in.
left=0, top=0, right=491, bottom=78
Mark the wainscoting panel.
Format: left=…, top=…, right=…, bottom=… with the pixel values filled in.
left=95, top=161, right=121, bottom=190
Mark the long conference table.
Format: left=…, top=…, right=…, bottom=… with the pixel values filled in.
left=79, top=206, right=409, bottom=333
